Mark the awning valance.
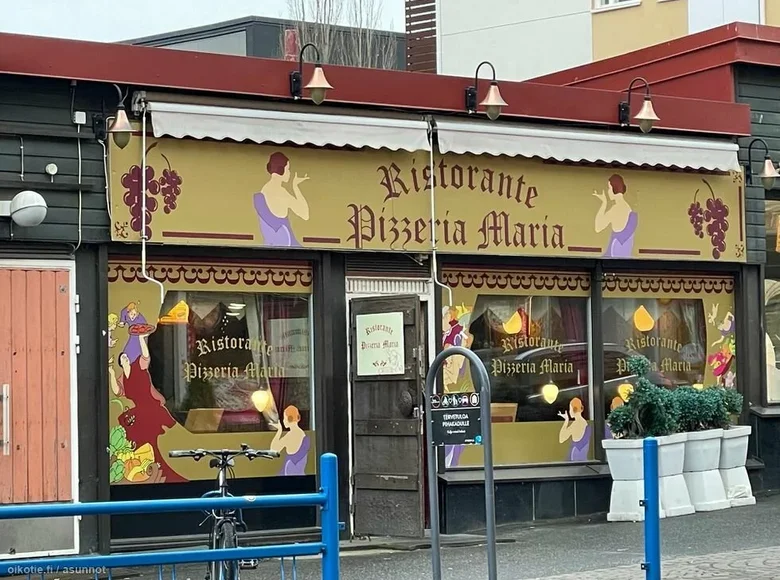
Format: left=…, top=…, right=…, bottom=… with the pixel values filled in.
left=145, top=101, right=430, bottom=152
left=143, top=99, right=739, bottom=172
left=434, top=119, right=740, bottom=172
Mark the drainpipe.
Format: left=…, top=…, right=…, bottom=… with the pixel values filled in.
left=140, top=101, right=165, bottom=305
left=426, top=116, right=452, bottom=308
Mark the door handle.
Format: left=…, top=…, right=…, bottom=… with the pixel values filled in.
left=1, top=384, right=9, bottom=456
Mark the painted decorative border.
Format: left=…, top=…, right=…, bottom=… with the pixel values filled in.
left=441, top=269, right=734, bottom=296
left=108, top=261, right=313, bottom=292
left=603, top=274, right=734, bottom=295
left=442, top=269, right=591, bottom=293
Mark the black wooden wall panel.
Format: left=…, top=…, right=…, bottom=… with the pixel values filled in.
left=734, top=64, right=780, bottom=264
left=0, top=75, right=112, bottom=245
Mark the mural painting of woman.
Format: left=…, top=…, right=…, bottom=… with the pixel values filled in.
left=254, top=152, right=311, bottom=247
left=270, top=405, right=311, bottom=476
left=594, top=174, right=638, bottom=259
left=117, top=302, right=149, bottom=364
left=558, top=397, right=592, bottom=461
left=441, top=305, right=473, bottom=469
left=110, top=323, right=183, bottom=483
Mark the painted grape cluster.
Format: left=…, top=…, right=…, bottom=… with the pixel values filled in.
left=121, top=142, right=183, bottom=238
left=687, top=179, right=729, bottom=259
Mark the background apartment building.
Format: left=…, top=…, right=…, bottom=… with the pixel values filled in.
left=414, top=0, right=775, bottom=80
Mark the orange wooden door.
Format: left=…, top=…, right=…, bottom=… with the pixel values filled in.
left=0, top=267, right=73, bottom=504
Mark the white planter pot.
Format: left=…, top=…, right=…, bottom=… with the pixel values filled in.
left=657, top=433, right=695, bottom=518
left=603, top=438, right=658, bottom=522
left=719, top=425, right=756, bottom=507
left=682, top=429, right=730, bottom=512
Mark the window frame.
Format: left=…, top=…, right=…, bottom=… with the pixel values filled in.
left=439, top=265, right=738, bottom=472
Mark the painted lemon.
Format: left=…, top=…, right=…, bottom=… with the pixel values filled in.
left=503, top=310, right=524, bottom=335
left=541, top=383, right=559, bottom=404
left=618, top=383, right=634, bottom=402
left=251, top=389, right=272, bottom=413
left=633, top=305, right=655, bottom=332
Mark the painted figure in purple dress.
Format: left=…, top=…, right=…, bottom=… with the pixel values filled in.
left=271, top=405, right=310, bottom=476
left=558, top=397, right=592, bottom=461
left=604, top=396, right=625, bottom=440
left=594, top=174, right=638, bottom=259
left=441, top=305, right=474, bottom=468
left=254, top=152, right=310, bottom=247
left=117, top=302, right=148, bottom=364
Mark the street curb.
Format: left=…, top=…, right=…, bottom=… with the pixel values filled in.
left=340, top=536, right=516, bottom=552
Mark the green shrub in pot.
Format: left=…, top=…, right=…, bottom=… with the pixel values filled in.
left=714, top=387, right=744, bottom=424
left=674, top=386, right=729, bottom=432
left=607, top=355, right=680, bottom=439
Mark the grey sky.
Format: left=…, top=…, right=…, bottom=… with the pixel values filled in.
left=0, top=0, right=403, bottom=42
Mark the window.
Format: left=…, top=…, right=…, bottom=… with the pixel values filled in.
left=602, top=273, right=736, bottom=434
left=440, top=269, right=737, bottom=468
left=107, top=260, right=315, bottom=485
left=595, top=0, right=639, bottom=7
left=441, top=269, right=593, bottom=466
left=148, top=291, right=313, bottom=434
left=765, top=200, right=780, bottom=402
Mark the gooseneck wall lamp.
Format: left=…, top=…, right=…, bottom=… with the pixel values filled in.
left=289, top=43, right=333, bottom=105
left=618, top=77, right=660, bottom=134
left=745, top=138, right=780, bottom=190
left=107, top=84, right=133, bottom=149
left=465, top=61, right=508, bottom=121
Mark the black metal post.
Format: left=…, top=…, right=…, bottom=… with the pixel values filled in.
left=424, top=346, right=496, bottom=580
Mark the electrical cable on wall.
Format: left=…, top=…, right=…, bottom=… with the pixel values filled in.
left=100, top=135, right=111, bottom=221
left=74, top=124, right=83, bottom=253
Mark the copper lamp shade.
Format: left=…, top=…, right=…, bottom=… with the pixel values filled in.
left=108, top=105, right=133, bottom=149
left=759, top=155, right=780, bottom=190
left=304, top=65, right=333, bottom=105
left=480, top=82, right=508, bottom=121
left=634, top=96, right=660, bottom=134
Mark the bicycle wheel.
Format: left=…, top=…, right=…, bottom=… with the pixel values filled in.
left=217, top=521, right=239, bottom=580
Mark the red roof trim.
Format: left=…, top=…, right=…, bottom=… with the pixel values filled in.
left=534, top=23, right=745, bottom=86
left=0, top=31, right=751, bottom=136
left=534, top=22, right=780, bottom=97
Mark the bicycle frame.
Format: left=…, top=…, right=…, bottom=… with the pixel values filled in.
left=168, top=446, right=278, bottom=580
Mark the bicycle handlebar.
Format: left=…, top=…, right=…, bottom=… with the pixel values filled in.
left=169, top=447, right=280, bottom=460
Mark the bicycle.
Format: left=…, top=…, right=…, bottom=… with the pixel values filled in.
left=169, top=444, right=280, bottom=580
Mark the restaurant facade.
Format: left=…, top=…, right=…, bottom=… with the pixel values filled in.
left=0, top=30, right=760, bottom=554
left=535, top=21, right=780, bottom=495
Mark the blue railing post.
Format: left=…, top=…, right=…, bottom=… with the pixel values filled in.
left=320, top=453, right=340, bottom=580
left=642, top=437, right=661, bottom=580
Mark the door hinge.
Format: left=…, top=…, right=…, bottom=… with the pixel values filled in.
left=417, top=344, right=426, bottom=377
left=75, top=334, right=81, bottom=355
left=74, top=293, right=80, bottom=314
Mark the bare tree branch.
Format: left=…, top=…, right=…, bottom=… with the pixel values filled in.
left=283, top=0, right=397, bottom=70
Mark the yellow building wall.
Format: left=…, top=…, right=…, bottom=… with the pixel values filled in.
left=767, top=0, right=780, bottom=26
left=592, top=0, right=689, bottom=62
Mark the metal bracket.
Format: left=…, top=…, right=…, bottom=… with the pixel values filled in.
left=639, top=499, right=647, bottom=507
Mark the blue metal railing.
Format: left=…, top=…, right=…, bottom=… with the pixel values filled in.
left=642, top=437, right=661, bottom=580
left=0, top=453, right=341, bottom=580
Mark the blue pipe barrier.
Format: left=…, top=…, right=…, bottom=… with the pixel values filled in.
left=641, top=437, right=661, bottom=580
left=0, top=453, right=341, bottom=580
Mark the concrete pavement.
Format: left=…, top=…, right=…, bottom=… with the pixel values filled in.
left=31, top=493, right=780, bottom=580
left=537, top=546, right=780, bottom=579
